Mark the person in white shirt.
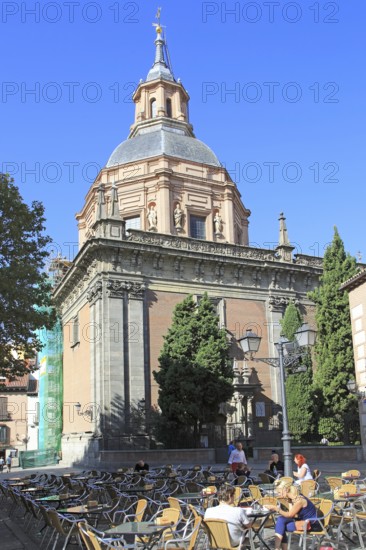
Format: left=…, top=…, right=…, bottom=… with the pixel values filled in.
left=293, top=454, right=313, bottom=484
left=228, top=442, right=248, bottom=473
left=204, top=486, right=252, bottom=547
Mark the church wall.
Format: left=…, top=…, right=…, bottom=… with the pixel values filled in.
left=147, top=289, right=189, bottom=405
left=225, top=297, right=272, bottom=393
left=62, top=302, right=92, bottom=435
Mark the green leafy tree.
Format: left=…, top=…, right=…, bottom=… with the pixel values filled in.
left=308, top=227, right=358, bottom=443
left=280, top=302, right=317, bottom=442
left=280, top=302, right=302, bottom=341
left=153, top=293, right=233, bottom=447
left=0, top=174, right=55, bottom=378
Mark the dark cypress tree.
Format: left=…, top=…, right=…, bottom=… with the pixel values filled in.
left=308, top=227, right=359, bottom=442
left=153, top=293, right=233, bottom=447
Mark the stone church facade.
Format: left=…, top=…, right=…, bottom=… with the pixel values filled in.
left=53, top=25, right=322, bottom=463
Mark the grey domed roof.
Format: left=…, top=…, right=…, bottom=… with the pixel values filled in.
left=106, top=128, right=221, bottom=168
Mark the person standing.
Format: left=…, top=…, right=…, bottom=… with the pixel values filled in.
left=228, top=441, right=248, bottom=473
left=228, top=440, right=235, bottom=457
left=6, top=455, right=12, bottom=473
left=0, top=457, right=4, bottom=473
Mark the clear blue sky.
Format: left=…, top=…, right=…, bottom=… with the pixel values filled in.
left=1, top=1, right=364, bottom=262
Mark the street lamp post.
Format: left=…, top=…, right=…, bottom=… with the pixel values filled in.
left=276, top=338, right=292, bottom=478
left=239, top=324, right=316, bottom=478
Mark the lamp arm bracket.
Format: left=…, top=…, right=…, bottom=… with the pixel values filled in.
left=253, top=352, right=307, bottom=369
left=253, top=357, right=280, bottom=368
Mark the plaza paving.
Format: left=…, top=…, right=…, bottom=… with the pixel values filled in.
left=0, top=459, right=366, bottom=549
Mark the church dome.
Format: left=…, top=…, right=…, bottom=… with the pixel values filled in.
left=106, top=126, right=221, bottom=168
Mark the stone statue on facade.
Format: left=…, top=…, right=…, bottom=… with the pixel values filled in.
left=214, top=212, right=223, bottom=234
left=147, top=205, right=157, bottom=230
left=173, top=203, right=183, bottom=230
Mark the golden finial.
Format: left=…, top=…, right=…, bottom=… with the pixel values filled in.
left=152, top=7, right=162, bottom=34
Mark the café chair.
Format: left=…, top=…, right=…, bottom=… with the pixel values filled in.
left=324, top=477, right=344, bottom=492
left=204, top=518, right=255, bottom=550
left=78, top=521, right=133, bottom=549
left=288, top=498, right=333, bottom=550
left=342, top=469, right=361, bottom=479
left=138, top=507, right=182, bottom=547
left=335, top=484, right=357, bottom=498
left=332, top=502, right=365, bottom=550
left=47, top=510, right=83, bottom=550
left=162, top=514, right=202, bottom=550
left=112, top=498, right=147, bottom=525
left=312, top=469, right=321, bottom=482
left=258, top=472, right=275, bottom=484
left=300, top=480, right=319, bottom=498
left=239, top=485, right=261, bottom=505
left=235, top=475, right=248, bottom=487
left=167, top=496, right=190, bottom=519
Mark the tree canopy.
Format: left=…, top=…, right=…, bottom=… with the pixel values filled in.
left=308, top=227, right=358, bottom=442
left=0, top=173, right=55, bottom=378
left=153, top=293, right=233, bottom=447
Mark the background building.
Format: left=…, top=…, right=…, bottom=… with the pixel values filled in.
left=341, top=269, right=366, bottom=460
left=53, top=26, right=322, bottom=464
left=0, top=359, right=38, bottom=462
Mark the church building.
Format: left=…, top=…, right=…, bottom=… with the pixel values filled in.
left=53, top=23, right=322, bottom=463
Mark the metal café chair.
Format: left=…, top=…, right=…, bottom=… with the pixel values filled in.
left=204, top=518, right=255, bottom=550
left=288, top=498, right=334, bottom=550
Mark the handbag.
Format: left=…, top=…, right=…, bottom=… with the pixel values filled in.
left=295, top=520, right=311, bottom=531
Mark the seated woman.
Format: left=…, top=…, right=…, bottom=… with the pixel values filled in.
left=267, top=480, right=321, bottom=549
left=293, top=454, right=313, bottom=484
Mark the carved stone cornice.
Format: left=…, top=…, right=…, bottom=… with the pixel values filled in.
left=106, top=280, right=125, bottom=299
left=125, top=280, right=145, bottom=299
left=127, top=230, right=277, bottom=262
left=294, top=254, right=323, bottom=268
left=53, top=232, right=322, bottom=311
left=87, top=281, right=103, bottom=304
left=106, top=279, right=145, bottom=299
left=268, top=295, right=299, bottom=312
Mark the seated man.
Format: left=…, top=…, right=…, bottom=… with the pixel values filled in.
left=235, top=462, right=253, bottom=484
left=204, top=486, right=252, bottom=547
left=266, top=453, right=284, bottom=479
left=134, top=459, right=149, bottom=473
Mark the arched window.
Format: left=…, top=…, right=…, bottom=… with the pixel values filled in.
left=166, top=98, right=172, bottom=118
left=150, top=98, right=157, bottom=118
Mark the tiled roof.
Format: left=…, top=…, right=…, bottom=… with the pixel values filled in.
left=340, top=268, right=366, bottom=291
left=0, top=374, right=38, bottom=393
left=3, top=374, right=29, bottom=389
